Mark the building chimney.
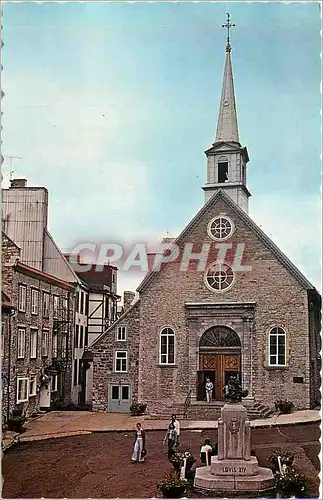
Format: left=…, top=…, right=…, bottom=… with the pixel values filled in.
left=10, top=178, right=27, bottom=188
left=123, top=291, right=135, bottom=311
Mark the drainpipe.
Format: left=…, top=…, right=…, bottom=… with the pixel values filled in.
left=6, top=307, right=15, bottom=423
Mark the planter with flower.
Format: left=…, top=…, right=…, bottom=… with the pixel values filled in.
left=274, top=399, right=295, bottom=414
left=269, top=449, right=295, bottom=470
left=7, top=405, right=27, bottom=433
left=129, top=402, right=147, bottom=416
left=274, top=467, right=307, bottom=498
left=169, top=451, right=196, bottom=481
left=157, top=474, right=188, bottom=498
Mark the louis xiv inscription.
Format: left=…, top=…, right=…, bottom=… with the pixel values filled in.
left=222, top=466, right=246, bottom=474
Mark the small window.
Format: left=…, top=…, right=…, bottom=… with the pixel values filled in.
left=111, top=385, right=119, bottom=400
left=30, top=329, right=38, bottom=359
left=204, top=262, right=235, bottom=292
left=218, top=157, right=229, bottom=183
left=121, top=386, right=129, bottom=400
left=18, top=285, right=27, bottom=313
left=115, top=351, right=127, bottom=372
left=117, top=325, right=127, bottom=341
left=31, top=289, right=38, bottom=315
left=75, top=325, right=79, bottom=349
left=73, top=359, right=78, bottom=386
left=75, top=292, right=79, bottom=313
left=112, top=273, right=115, bottom=284
left=43, top=292, right=50, bottom=318
left=52, top=374, right=58, bottom=392
left=61, top=333, right=67, bottom=358
left=207, top=216, right=234, bottom=241
left=105, top=296, right=110, bottom=319
left=78, top=359, right=82, bottom=384
left=29, top=376, right=37, bottom=397
left=17, top=377, right=29, bottom=403
left=62, top=297, right=68, bottom=318
left=1, top=323, right=4, bottom=359
left=79, top=325, right=84, bottom=348
left=53, top=296, right=59, bottom=318
left=80, top=292, right=84, bottom=314
left=84, top=326, right=88, bottom=348
left=159, top=328, right=175, bottom=365
left=242, top=164, right=246, bottom=184
left=17, top=328, right=26, bottom=359
left=52, top=332, right=58, bottom=358
left=269, top=327, right=286, bottom=366
left=42, top=329, right=49, bottom=357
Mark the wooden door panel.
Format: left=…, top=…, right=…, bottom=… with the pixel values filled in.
left=199, top=353, right=241, bottom=401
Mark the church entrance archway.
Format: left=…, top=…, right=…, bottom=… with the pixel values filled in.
left=197, top=326, right=241, bottom=401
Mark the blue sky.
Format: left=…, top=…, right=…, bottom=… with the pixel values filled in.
left=2, top=2, right=321, bottom=294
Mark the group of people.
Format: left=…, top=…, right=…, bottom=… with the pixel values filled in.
left=205, top=374, right=244, bottom=403
left=131, top=414, right=180, bottom=463
left=131, top=414, right=217, bottom=467
left=164, top=414, right=180, bottom=459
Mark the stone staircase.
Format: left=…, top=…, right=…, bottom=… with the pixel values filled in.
left=246, top=401, right=275, bottom=420
left=147, top=401, right=275, bottom=421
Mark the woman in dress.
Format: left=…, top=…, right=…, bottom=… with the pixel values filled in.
left=131, top=422, right=146, bottom=463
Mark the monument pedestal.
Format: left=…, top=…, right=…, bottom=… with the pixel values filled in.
left=211, top=456, right=259, bottom=476
left=194, top=404, right=274, bottom=496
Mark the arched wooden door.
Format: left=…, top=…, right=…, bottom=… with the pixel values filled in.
left=197, top=326, right=241, bottom=401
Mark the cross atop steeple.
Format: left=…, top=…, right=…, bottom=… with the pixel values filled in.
left=222, top=13, right=235, bottom=53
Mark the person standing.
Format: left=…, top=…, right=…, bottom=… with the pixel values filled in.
left=200, top=438, right=213, bottom=466
left=164, top=422, right=177, bottom=460
left=171, top=414, right=180, bottom=445
left=205, top=377, right=214, bottom=403
left=131, top=422, right=146, bottom=463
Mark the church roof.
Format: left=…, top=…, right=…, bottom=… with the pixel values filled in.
left=137, top=189, right=317, bottom=293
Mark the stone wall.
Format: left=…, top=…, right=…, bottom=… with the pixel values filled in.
left=92, top=302, right=140, bottom=411
left=91, top=195, right=318, bottom=416
left=137, top=197, right=312, bottom=413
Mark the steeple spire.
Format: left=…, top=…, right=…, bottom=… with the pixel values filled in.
left=202, top=14, right=251, bottom=213
left=215, top=13, right=239, bottom=144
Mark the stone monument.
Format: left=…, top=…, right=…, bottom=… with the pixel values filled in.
left=194, top=378, right=274, bottom=496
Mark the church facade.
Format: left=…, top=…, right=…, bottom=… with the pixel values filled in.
left=91, top=23, right=321, bottom=417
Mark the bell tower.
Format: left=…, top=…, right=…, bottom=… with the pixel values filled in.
left=202, top=14, right=251, bottom=213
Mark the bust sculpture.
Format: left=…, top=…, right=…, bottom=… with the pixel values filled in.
left=223, top=375, right=248, bottom=403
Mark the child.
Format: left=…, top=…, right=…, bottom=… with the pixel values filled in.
left=200, top=438, right=213, bottom=466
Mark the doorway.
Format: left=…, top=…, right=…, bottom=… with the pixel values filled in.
left=108, top=383, right=131, bottom=412
left=197, top=326, right=241, bottom=401
left=39, top=382, right=51, bottom=408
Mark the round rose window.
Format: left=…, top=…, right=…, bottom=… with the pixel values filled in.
left=207, top=216, right=234, bottom=241
left=204, top=262, right=235, bottom=292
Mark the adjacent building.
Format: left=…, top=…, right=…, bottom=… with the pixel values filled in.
left=69, top=261, right=120, bottom=406
left=2, top=232, right=75, bottom=421
left=2, top=179, right=87, bottom=406
left=90, top=25, right=321, bottom=416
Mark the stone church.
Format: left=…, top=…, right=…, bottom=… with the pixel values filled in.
left=90, top=24, right=321, bottom=418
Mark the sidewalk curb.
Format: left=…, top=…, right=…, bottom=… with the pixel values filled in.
left=4, top=417, right=320, bottom=446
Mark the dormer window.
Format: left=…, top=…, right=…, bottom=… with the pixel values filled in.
left=218, top=156, right=228, bottom=183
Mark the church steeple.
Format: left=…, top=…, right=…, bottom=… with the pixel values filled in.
left=215, top=14, right=239, bottom=144
left=202, top=13, right=251, bottom=213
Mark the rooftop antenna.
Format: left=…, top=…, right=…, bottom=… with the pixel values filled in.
left=3, top=155, right=22, bottom=180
